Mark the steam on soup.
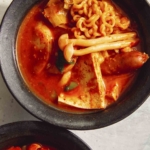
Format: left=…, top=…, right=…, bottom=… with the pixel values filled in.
left=16, top=0, right=149, bottom=110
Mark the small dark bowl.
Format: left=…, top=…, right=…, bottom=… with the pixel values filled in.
left=0, top=121, right=91, bottom=150
left=0, top=0, right=150, bottom=130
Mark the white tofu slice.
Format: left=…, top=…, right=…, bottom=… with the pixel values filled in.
left=104, top=73, right=135, bottom=101
left=58, top=53, right=106, bottom=109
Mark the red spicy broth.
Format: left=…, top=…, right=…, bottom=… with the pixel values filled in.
left=16, top=0, right=146, bottom=112
left=16, top=1, right=87, bottom=112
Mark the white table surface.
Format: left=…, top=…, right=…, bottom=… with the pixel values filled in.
left=1, top=0, right=150, bottom=150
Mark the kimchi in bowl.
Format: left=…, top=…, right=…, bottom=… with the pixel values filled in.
left=0, top=121, right=90, bottom=150
left=0, top=0, right=150, bottom=129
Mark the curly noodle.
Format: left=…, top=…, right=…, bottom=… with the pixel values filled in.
left=70, top=0, right=130, bottom=39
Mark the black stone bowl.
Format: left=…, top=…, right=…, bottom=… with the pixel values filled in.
left=0, top=121, right=90, bottom=150
left=0, top=0, right=150, bottom=130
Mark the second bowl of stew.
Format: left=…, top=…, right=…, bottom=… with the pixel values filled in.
left=0, top=121, right=90, bottom=150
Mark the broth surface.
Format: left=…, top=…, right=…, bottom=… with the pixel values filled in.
left=16, top=0, right=148, bottom=112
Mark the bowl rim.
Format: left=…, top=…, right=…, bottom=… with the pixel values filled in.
left=0, top=121, right=91, bottom=150
left=0, top=0, right=150, bottom=130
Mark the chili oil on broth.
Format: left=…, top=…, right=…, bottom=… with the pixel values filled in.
left=16, top=0, right=143, bottom=113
